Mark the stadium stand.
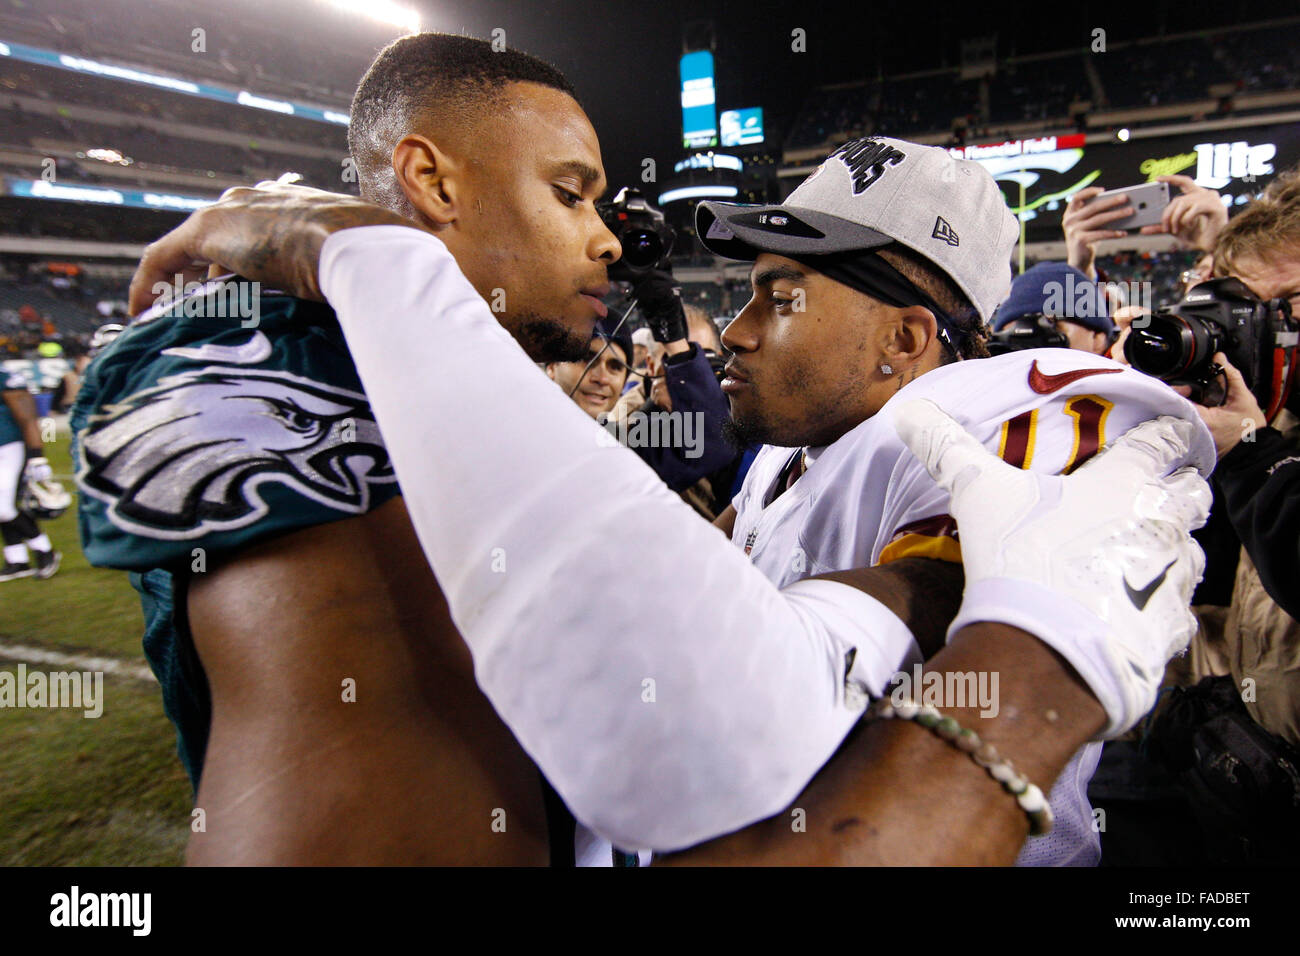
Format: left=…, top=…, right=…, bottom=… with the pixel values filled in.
left=877, top=72, right=982, bottom=138
left=0, top=63, right=350, bottom=192
left=0, top=257, right=128, bottom=337
left=0, top=0, right=384, bottom=104
left=0, top=4, right=1291, bottom=348
left=987, top=61, right=1087, bottom=128
left=1214, top=26, right=1300, bottom=94
left=783, top=19, right=1300, bottom=150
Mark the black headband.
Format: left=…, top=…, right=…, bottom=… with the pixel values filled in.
left=792, top=248, right=971, bottom=358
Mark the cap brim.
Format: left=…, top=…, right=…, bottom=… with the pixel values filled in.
left=696, top=201, right=893, bottom=261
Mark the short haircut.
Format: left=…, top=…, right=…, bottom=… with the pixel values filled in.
left=348, top=33, right=577, bottom=211
left=876, top=243, right=987, bottom=362
left=1214, top=164, right=1300, bottom=278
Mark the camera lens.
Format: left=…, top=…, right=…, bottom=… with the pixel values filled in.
left=1123, top=311, right=1219, bottom=380
left=622, top=229, right=663, bottom=268
left=1125, top=327, right=1181, bottom=377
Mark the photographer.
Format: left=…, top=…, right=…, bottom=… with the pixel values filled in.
left=1195, top=174, right=1300, bottom=748
left=990, top=262, right=1115, bottom=355
left=594, top=188, right=735, bottom=503
left=1121, top=170, right=1300, bottom=755
left=547, top=274, right=734, bottom=505
left=1089, top=175, right=1300, bottom=864
left=612, top=272, right=735, bottom=500
left=613, top=301, right=743, bottom=518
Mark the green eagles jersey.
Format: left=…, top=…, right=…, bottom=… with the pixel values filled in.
left=70, top=279, right=401, bottom=786
left=0, top=366, right=27, bottom=446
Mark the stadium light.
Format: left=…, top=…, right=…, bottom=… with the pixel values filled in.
left=658, top=185, right=738, bottom=204
left=326, top=0, right=420, bottom=33
left=1116, top=128, right=1131, bottom=142
left=82, top=148, right=133, bottom=166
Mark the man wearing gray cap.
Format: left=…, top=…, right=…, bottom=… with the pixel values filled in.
left=686, top=136, right=1212, bottom=864
left=126, top=137, right=1214, bottom=865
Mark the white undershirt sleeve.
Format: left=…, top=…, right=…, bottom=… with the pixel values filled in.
left=319, top=225, right=917, bottom=851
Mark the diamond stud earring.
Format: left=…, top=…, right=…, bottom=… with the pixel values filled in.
left=880, top=363, right=894, bottom=375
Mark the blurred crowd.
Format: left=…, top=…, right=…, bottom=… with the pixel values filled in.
left=540, top=167, right=1300, bottom=865
left=785, top=22, right=1300, bottom=149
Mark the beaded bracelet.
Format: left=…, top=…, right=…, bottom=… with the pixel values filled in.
left=866, top=695, right=1054, bottom=836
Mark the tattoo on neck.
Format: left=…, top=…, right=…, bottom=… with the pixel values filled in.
left=895, top=366, right=920, bottom=392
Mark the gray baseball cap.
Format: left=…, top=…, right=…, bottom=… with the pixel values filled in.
left=696, top=136, right=1019, bottom=322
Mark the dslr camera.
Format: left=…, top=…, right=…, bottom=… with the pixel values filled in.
left=597, top=187, right=676, bottom=281
left=987, top=315, right=1071, bottom=355
left=1124, top=277, right=1299, bottom=413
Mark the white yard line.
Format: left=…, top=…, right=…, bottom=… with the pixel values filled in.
left=0, top=642, right=155, bottom=683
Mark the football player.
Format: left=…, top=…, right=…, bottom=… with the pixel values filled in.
left=125, top=141, right=1214, bottom=864
left=1, top=366, right=60, bottom=581
left=75, top=34, right=620, bottom=865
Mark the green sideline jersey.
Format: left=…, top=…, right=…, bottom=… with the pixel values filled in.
left=1, top=366, right=27, bottom=446
left=70, top=279, right=401, bottom=786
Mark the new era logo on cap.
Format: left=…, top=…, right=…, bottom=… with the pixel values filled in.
left=695, top=135, right=1019, bottom=323
left=932, top=216, right=959, bottom=246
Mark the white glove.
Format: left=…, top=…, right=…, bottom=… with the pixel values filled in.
left=895, top=400, right=1211, bottom=738
left=24, top=455, right=52, bottom=484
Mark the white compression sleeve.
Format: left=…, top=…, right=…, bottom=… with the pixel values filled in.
left=319, top=225, right=918, bottom=851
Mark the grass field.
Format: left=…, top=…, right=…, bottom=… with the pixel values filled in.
left=0, top=431, right=191, bottom=865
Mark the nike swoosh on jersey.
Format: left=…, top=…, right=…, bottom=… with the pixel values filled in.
left=1027, top=360, right=1123, bottom=394
left=1124, top=558, right=1176, bottom=611
left=162, top=330, right=272, bottom=365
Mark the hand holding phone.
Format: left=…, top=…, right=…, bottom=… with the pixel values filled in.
left=1062, top=186, right=1139, bottom=277
left=1137, top=174, right=1228, bottom=251
left=1080, top=181, right=1172, bottom=231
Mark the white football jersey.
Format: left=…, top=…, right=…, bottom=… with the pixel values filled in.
left=730, top=348, right=1215, bottom=866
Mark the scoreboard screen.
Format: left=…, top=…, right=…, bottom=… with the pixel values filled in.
left=680, top=51, right=717, bottom=149
left=721, top=107, right=764, bottom=146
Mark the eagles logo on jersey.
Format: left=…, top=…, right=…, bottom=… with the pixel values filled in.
left=68, top=284, right=407, bottom=786
left=71, top=286, right=402, bottom=572
left=79, top=363, right=392, bottom=539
